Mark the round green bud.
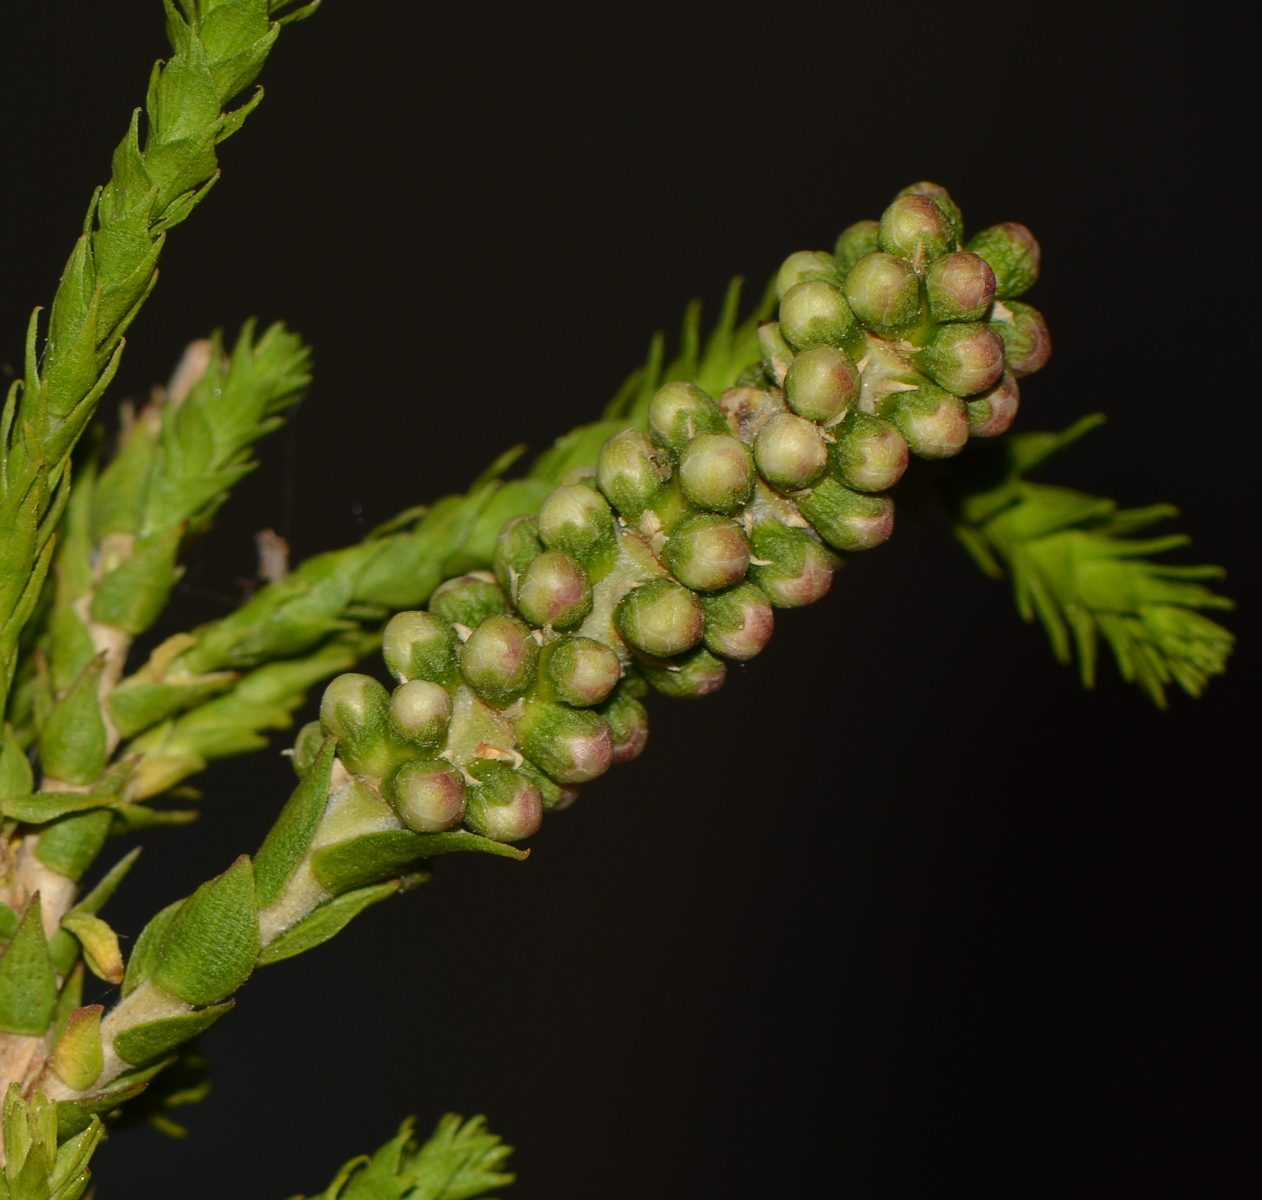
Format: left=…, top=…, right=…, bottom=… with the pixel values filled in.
left=387, top=679, right=452, bottom=755
left=964, top=222, right=1041, bottom=299
left=883, top=386, right=970, bottom=459
left=754, top=411, right=829, bottom=491
left=601, top=686, right=649, bottom=764
left=516, top=761, right=579, bottom=812
left=514, top=698, right=614, bottom=784
left=647, top=381, right=728, bottom=456
left=834, top=219, right=881, bottom=277
left=843, top=252, right=922, bottom=332
left=911, top=322, right=1006, bottom=397
left=797, top=477, right=895, bottom=552
left=991, top=301, right=1051, bottom=377
left=966, top=370, right=1020, bottom=438
left=702, top=581, right=774, bottom=661
left=779, top=280, right=858, bottom=351
left=662, top=512, right=750, bottom=592
left=546, top=636, right=621, bottom=707
left=774, top=249, right=839, bottom=299
left=831, top=412, right=909, bottom=493
left=639, top=646, right=727, bottom=699
left=783, top=345, right=861, bottom=424
left=459, top=615, right=539, bottom=707
left=493, top=514, right=543, bottom=592
left=463, top=760, right=543, bottom=842
left=429, top=572, right=508, bottom=630
left=879, top=193, right=956, bottom=263
left=678, top=432, right=755, bottom=515
left=597, top=428, right=671, bottom=519
left=387, top=758, right=465, bottom=833
left=291, top=720, right=325, bottom=778
left=320, top=673, right=394, bottom=777
left=896, top=182, right=964, bottom=246
left=382, top=610, right=461, bottom=689
left=924, top=251, right=996, bottom=322
left=615, top=578, right=706, bottom=658
left=748, top=521, right=836, bottom=608
left=538, top=483, right=616, bottom=563
left=515, top=551, right=592, bottom=629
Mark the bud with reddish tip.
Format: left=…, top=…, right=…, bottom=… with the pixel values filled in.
left=429, top=572, right=508, bottom=629
left=648, top=381, right=729, bottom=455
left=598, top=428, right=672, bottom=519
left=493, top=515, right=543, bottom=593
left=991, top=301, right=1051, bottom=376
left=663, top=513, right=750, bottom=592
left=383, top=610, right=462, bottom=689
left=754, top=411, right=829, bottom=491
left=514, top=698, right=614, bottom=784
left=774, top=249, right=839, bottom=299
left=678, top=432, right=755, bottom=515
left=388, top=679, right=452, bottom=755
left=546, top=636, right=621, bottom=707
left=387, top=758, right=466, bottom=833
left=537, top=483, right=617, bottom=573
left=834, top=219, right=880, bottom=276
left=459, top=615, right=539, bottom=707
left=779, top=280, right=859, bottom=351
left=925, top=251, right=996, bottom=322
left=748, top=520, right=837, bottom=608
left=910, top=322, right=1006, bottom=397
left=601, top=685, right=649, bottom=764
left=702, top=581, right=775, bottom=660
left=515, top=551, right=592, bottom=629
left=615, top=579, right=706, bottom=658
left=882, top=386, right=970, bottom=459
left=797, top=478, right=894, bottom=552
left=967, top=370, right=1021, bottom=437
left=896, top=182, right=964, bottom=245
left=965, top=222, right=1041, bottom=298
left=879, top=193, right=956, bottom=263
left=784, top=345, right=861, bottom=424
left=843, top=252, right=922, bottom=332
left=831, top=412, right=909, bottom=493
left=320, top=672, right=394, bottom=776
left=463, top=760, right=543, bottom=842
left=639, top=646, right=727, bottom=698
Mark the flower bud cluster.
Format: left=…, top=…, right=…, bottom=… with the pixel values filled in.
left=295, top=182, right=1047, bottom=850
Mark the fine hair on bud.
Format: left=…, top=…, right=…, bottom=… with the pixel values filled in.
left=463, top=760, right=544, bottom=842
left=882, top=386, right=970, bottom=459
left=797, top=478, right=895, bottom=552
left=615, top=578, right=706, bottom=658
left=639, top=646, right=727, bottom=699
left=320, top=673, right=394, bottom=776
left=774, top=249, right=839, bottom=299
left=925, top=251, right=997, bottom=322
left=428, top=572, right=509, bottom=629
left=748, top=520, right=837, bottom=608
left=843, top=251, right=922, bottom=331
left=754, top=411, right=829, bottom=491
left=830, top=412, right=909, bottom=493
left=965, top=222, right=1041, bottom=298
left=601, top=685, right=649, bottom=764
left=991, top=301, right=1052, bottom=376
left=779, top=280, right=858, bottom=350
left=546, top=636, right=621, bottom=707
left=911, top=322, right=1006, bottom=397
left=678, top=432, right=755, bottom=514
left=493, top=514, right=543, bottom=593
left=387, top=758, right=466, bottom=833
left=834, top=220, right=881, bottom=276
left=784, top=345, right=860, bottom=424
left=388, top=679, right=452, bottom=754
left=662, top=512, right=751, bottom=592
left=538, top=483, right=616, bottom=565
left=702, top=581, right=775, bottom=661
left=648, top=381, right=728, bottom=455
left=878, top=193, right=956, bottom=263
left=515, top=551, right=593, bottom=629
left=514, top=698, right=614, bottom=784
left=383, top=610, right=462, bottom=688
left=896, top=182, right=964, bottom=245
left=967, top=370, right=1020, bottom=437
left=597, top=428, right=671, bottom=519
left=459, top=614, right=540, bottom=707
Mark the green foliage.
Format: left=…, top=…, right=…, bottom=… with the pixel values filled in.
left=0, top=1088, right=102, bottom=1200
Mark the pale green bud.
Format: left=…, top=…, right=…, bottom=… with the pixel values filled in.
left=538, top=483, right=617, bottom=568
left=460, top=615, right=540, bottom=707
left=834, top=219, right=881, bottom=277
left=965, top=222, right=1041, bottom=298
left=387, top=758, right=466, bottom=833
left=388, top=679, right=452, bottom=755
left=748, top=521, right=837, bottom=608
left=292, top=720, right=325, bottom=777
left=493, top=515, right=543, bottom=592
left=774, top=249, right=839, bottom=299
left=910, top=322, right=1006, bottom=396
left=647, top=381, right=728, bottom=456
left=546, top=636, right=621, bottom=707
left=320, top=673, right=394, bottom=776
left=514, top=698, right=614, bottom=784
left=882, top=386, right=970, bottom=459
left=966, top=370, right=1020, bottom=437
left=896, top=182, right=964, bottom=245
left=678, top=432, right=755, bottom=515
left=925, top=251, right=996, bottom=322
left=383, top=610, right=462, bottom=688
left=429, top=572, right=509, bottom=629
left=639, top=646, right=727, bottom=698
left=830, top=412, right=909, bottom=493
left=779, top=280, right=859, bottom=350
left=757, top=322, right=797, bottom=382
left=784, top=345, right=860, bottom=424
left=597, top=428, right=672, bottom=519
left=615, top=579, right=706, bottom=658
left=754, top=411, right=829, bottom=491
left=991, top=301, right=1051, bottom=376
left=663, top=512, right=750, bottom=592
left=463, top=760, right=544, bottom=842
left=843, top=252, right=922, bottom=332
left=702, top=581, right=774, bottom=661
left=797, top=478, right=894, bottom=552
left=879, top=193, right=956, bottom=262
left=601, top=685, right=649, bottom=764
left=515, top=551, right=593, bottom=629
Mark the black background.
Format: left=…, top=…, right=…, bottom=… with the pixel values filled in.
left=1, top=2, right=1256, bottom=1196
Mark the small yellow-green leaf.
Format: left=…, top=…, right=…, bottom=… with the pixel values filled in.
left=61, top=913, right=124, bottom=984
left=112, top=1001, right=233, bottom=1066
left=51, top=1004, right=104, bottom=1091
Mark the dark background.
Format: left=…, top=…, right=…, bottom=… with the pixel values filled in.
left=1, top=2, right=1255, bottom=1196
